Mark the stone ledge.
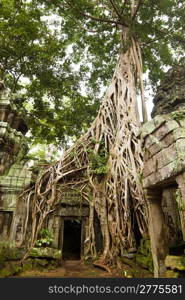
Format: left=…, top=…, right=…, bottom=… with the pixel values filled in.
left=165, top=255, right=185, bottom=271
left=141, top=116, right=179, bottom=140
left=0, top=122, right=28, bottom=175
left=29, top=247, right=61, bottom=260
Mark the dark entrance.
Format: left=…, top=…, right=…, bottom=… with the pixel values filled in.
left=62, top=219, right=82, bottom=260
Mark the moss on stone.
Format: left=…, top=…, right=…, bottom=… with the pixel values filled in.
left=135, top=238, right=153, bottom=273
left=165, top=255, right=185, bottom=271
left=135, top=254, right=153, bottom=272
left=165, top=270, right=179, bottom=278
left=29, top=247, right=61, bottom=260
left=0, top=261, right=22, bottom=277
left=22, top=259, right=33, bottom=272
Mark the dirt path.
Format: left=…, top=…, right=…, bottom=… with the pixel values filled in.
left=18, top=260, right=123, bottom=278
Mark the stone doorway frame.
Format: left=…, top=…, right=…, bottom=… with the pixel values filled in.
left=147, top=173, right=185, bottom=277
left=59, top=216, right=87, bottom=260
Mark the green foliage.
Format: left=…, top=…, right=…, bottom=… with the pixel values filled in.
left=136, top=238, right=153, bottom=273
left=1, top=0, right=185, bottom=144
left=35, top=229, right=53, bottom=247
left=0, top=0, right=99, bottom=146
left=89, top=140, right=108, bottom=176
left=0, top=241, right=21, bottom=268
left=171, top=110, right=185, bottom=122
left=175, top=189, right=185, bottom=211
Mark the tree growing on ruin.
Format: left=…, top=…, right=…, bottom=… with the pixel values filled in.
left=11, top=0, right=185, bottom=267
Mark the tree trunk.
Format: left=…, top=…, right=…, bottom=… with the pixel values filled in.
left=12, top=28, right=149, bottom=266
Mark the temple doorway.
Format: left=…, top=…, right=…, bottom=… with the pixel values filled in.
left=62, top=219, right=82, bottom=260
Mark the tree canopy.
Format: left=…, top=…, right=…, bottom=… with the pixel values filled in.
left=0, top=0, right=185, bottom=145
left=9, top=0, right=185, bottom=269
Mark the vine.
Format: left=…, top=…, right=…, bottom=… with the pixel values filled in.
left=11, top=33, right=148, bottom=268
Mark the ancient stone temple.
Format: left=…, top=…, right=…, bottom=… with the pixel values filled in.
left=10, top=185, right=103, bottom=261
left=1, top=67, right=185, bottom=277
left=0, top=85, right=28, bottom=175
left=0, top=86, right=30, bottom=242
left=0, top=93, right=98, bottom=262
left=141, top=66, right=185, bottom=277
left=45, top=191, right=90, bottom=260
left=0, top=160, right=34, bottom=239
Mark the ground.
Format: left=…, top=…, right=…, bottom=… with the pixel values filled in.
left=15, top=260, right=153, bottom=278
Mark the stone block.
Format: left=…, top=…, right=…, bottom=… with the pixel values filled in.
left=157, top=144, right=177, bottom=169
left=165, top=255, right=185, bottom=271
left=143, top=157, right=157, bottom=177
left=143, top=144, right=176, bottom=179
left=144, top=133, right=175, bottom=160
left=144, top=142, right=162, bottom=160
left=161, top=133, right=175, bottom=148
left=22, top=258, right=33, bottom=271
left=0, top=261, right=22, bottom=277
left=144, top=134, right=161, bottom=149
left=153, top=121, right=179, bottom=141
left=176, top=139, right=185, bottom=159
left=141, top=120, right=156, bottom=138
left=143, top=171, right=161, bottom=188
left=29, top=247, right=61, bottom=260
left=59, top=206, right=89, bottom=217
left=143, top=160, right=182, bottom=188
left=173, top=127, right=185, bottom=140
left=153, top=115, right=167, bottom=128
left=142, top=116, right=171, bottom=139
left=179, top=119, right=185, bottom=128
left=165, top=270, right=179, bottom=278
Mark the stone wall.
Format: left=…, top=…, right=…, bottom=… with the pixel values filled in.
left=142, top=114, right=185, bottom=189
left=0, top=89, right=28, bottom=175
left=0, top=160, right=35, bottom=240
left=141, top=113, right=185, bottom=277
left=162, top=188, right=183, bottom=247
left=152, top=66, right=185, bottom=117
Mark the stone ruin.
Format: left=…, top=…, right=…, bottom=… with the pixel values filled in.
left=0, top=86, right=30, bottom=243
left=152, top=66, right=185, bottom=117
left=0, top=85, right=28, bottom=175
left=1, top=67, right=185, bottom=277
left=0, top=84, right=101, bottom=262
left=141, top=66, right=185, bottom=277
left=0, top=160, right=34, bottom=239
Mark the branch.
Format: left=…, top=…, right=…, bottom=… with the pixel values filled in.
left=109, top=0, right=129, bottom=26
left=64, top=0, right=123, bottom=26
left=108, top=0, right=123, bottom=19
left=121, top=0, right=129, bottom=15
left=131, top=0, right=143, bottom=21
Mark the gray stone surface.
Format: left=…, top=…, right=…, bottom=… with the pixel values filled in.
left=165, top=255, right=185, bottom=271
left=142, top=115, right=185, bottom=188
left=0, top=90, right=28, bottom=175
left=29, top=247, right=61, bottom=260
left=0, top=160, right=34, bottom=211
left=152, top=66, right=185, bottom=117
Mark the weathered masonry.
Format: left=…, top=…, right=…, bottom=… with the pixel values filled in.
left=0, top=87, right=29, bottom=239
left=0, top=160, right=34, bottom=239
left=11, top=186, right=103, bottom=260
left=45, top=190, right=90, bottom=260
left=0, top=161, right=95, bottom=261
left=141, top=66, right=185, bottom=277
left=0, top=88, right=28, bottom=175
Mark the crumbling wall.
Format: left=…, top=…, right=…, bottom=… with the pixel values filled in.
left=141, top=66, right=185, bottom=277
left=162, top=187, right=183, bottom=247
left=152, top=66, right=185, bottom=117
left=0, top=160, right=34, bottom=240
left=0, top=88, right=28, bottom=175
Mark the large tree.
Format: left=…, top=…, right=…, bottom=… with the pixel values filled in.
left=1, top=0, right=185, bottom=145
left=10, top=0, right=185, bottom=268
left=0, top=0, right=99, bottom=146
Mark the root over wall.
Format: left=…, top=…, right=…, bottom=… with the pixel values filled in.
left=11, top=34, right=149, bottom=267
